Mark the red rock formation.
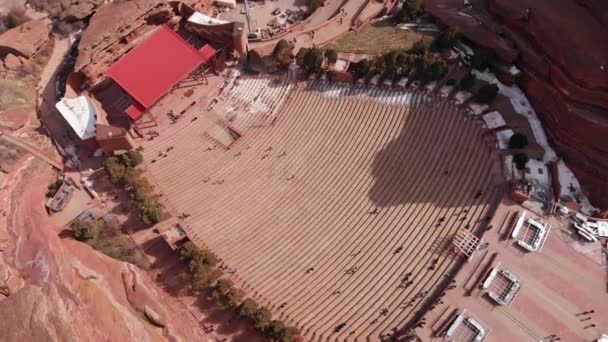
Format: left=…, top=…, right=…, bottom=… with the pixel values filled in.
left=424, top=0, right=518, bottom=63
left=75, top=0, right=177, bottom=88
left=0, top=19, right=52, bottom=58
left=486, top=0, right=608, bottom=210
left=425, top=0, right=608, bottom=211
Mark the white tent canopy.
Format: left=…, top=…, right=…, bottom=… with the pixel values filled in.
left=216, top=0, right=236, bottom=9
left=188, top=11, right=229, bottom=25
left=55, top=96, right=97, bottom=140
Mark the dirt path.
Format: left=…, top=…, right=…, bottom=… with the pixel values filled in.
left=0, top=133, right=63, bottom=170
left=37, top=36, right=69, bottom=108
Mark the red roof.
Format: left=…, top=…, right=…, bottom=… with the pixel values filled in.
left=126, top=103, right=146, bottom=121
left=107, top=26, right=213, bottom=114
left=199, top=45, right=217, bottom=64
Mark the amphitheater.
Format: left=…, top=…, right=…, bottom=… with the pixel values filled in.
left=143, top=75, right=505, bottom=341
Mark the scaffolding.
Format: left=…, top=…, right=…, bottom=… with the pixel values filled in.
left=451, top=230, right=481, bottom=260
left=445, top=310, right=489, bottom=342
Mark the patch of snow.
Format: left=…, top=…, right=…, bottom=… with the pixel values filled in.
left=525, top=159, right=550, bottom=188
left=557, top=160, right=597, bottom=214
left=64, top=143, right=80, bottom=168
left=369, top=74, right=380, bottom=86
left=397, top=77, right=409, bottom=88
left=482, top=111, right=506, bottom=129
left=509, top=65, right=520, bottom=75
left=472, top=69, right=599, bottom=214
left=468, top=103, right=488, bottom=115
left=454, top=91, right=471, bottom=104
left=456, top=42, right=474, bottom=56
left=93, top=148, right=104, bottom=157
left=439, top=85, right=452, bottom=97
left=333, top=59, right=348, bottom=72
left=425, top=82, right=436, bottom=91
left=472, top=70, right=557, bottom=162
left=504, top=155, right=514, bottom=179
left=81, top=176, right=94, bottom=187
left=496, top=129, right=513, bottom=149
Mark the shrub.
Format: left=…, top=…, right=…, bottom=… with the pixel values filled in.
left=395, top=0, right=422, bottom=22
left=283, top=326, right=301, bottom=342
left=301, top=47, right=323, bottom=73
left=104, top=157, right=128, bottom=184
left=237, top=298, right=259, bottom=319
left=325, top=49, right=338, bottom=65
left=131, top=177, right=153, bottom=202
left=471, top=49, right=495, bottom=71
left=119, top=150, right=143, bottom=168
left=307, top=0, right=324, bottom=12
left=513, top=152, right=529, bottom=170
left=273, top=39, right=292, bottom=65
left=70, top=219, right=101, bottom=241
left=353, top=59, right=370, bottom=79
left=508, top=133, right=529, bottom=149
left=178, top=242, right=218, bottom=291
left=295, top=48, right=309, bottom=66
left=190, top=261, right=213, bottom=291
left=178, top=241, right=199, bottom=261
left=477, top=83, right=499, bottom=103
left=372, top=56, right=386, bottom=75
left=138, top=199, right=162, bottom=225
left=383, top=51, right=398, bottom=77
left=458, top=73, right=475, bottom=91
left=211, top=279, right=241, bottom=308
left=263, top=320, right=287, bottom=339
left=252, top=306, right=272, bottom=329
left=428, top=60, right=448, bottom=81
left=410, top=39, right=430, bottom=55
left=409, top=54, right=446, bottom=81
left=273, top=39, right=289, bottom=57
left=434, top=28, right=460, bottom=49
left=247, top=49, right=262, bottom=66
left=90, top=231, right=137, bottom=264
left=46, top=179, right=64, bottom=198
left=3, top=8, right=30, bottom=29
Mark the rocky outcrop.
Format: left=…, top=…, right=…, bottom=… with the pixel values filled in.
left=424, top=0, right=608, bottom=211
left=0, top=19, right=52, bottom=58
left=121, top=268, right=169, bottom=327
left=485, top=0, right=608, bottom=211
left=60, top=1, right=97, bottom=21
left=424, top=0, right=518, bottom=63
left=0, top=285, right=78, bottom=341
left=74, top=0, right=178, bottom=88
left=3, top=53, right=21, bottom=70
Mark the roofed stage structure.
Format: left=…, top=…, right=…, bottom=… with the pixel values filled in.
left=106, top=25, right=217, bottom=125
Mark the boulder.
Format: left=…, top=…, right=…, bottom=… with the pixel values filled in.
left=144, top=305, right=167, bottom=327
left=3, top=53, right=22, bottom=71
left=0, top=19, right=52, bottom=58
left=0, top=285, right=78, bottom=341
left=60, top=1, right=97, bottom=21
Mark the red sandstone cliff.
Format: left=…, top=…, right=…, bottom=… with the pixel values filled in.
left=486, top=0, right=608, bottom=211
left=426, top=0, right=608, bottom=211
